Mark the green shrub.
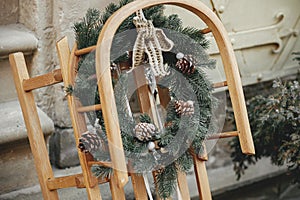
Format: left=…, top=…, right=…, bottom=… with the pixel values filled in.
left=230, top=75, right=300, bottom=183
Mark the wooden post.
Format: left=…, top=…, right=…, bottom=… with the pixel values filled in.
left=193, top=155, right=212, bottom=200
left=9, top=52, right=59, bottom=200
left=56, top=37, right=102, bottom=200
left=95, top=39, right=129, bottom=198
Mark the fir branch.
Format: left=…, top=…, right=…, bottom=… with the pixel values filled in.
left=73, top=8, right=102, bottom=49
left=155, top=163, right=178, bottom=199
left=92, top=165, right=112, bottom=179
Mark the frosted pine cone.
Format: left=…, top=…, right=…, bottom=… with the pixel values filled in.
left=78, top=131, right=102, bottom=153
left=134, top=123, right=156, bottom=142
left=175, top=53, right=196, bottom=74
left=175, top=100, right=195, bottom=116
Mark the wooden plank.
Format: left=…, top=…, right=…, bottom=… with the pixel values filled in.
left=157, top=86, right=170, bottom=109
left=77, top=104, right=102, bottom=113
left=128, top=162, right=148, bottom=200
left=177, top=171, right=191, bottom=200
left=200, top=27, right=212, bottom=34
left=75, top=45, right=96, bottom=56
left=23, top=69, right=63, bottom=91
left=193, top=155, right=212, bottom=200
left=47, top=174, right=110, bottom=191
left=133, top=66, right=161, bottom=127
left=212, top=80, right=227, bottom=88
left=56, top=37, right=102, bottom=200
left=132, top=67, right=169, bottom=200
left=130, top=174, right=148, bottom=200
left=207, top=131, right=239, bottom=140
left=9, top=52, right=59, bottom=200
left=47, top=174, right=83, bottom=190
left=96, top=20, right=129, bottom=194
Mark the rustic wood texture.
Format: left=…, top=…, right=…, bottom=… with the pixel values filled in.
left=75, top=45, right=96, bottom=56
left=95, top=34, right=129, bottom=197
left=47, top=174, right=85, bottom=190
left=56, top=37, right=102, bottom=200
left=77, top=104, right=102, bottom=113
left=193, top=155, right=212, bottom=200
left=200, top=27, right=212, bottom=34
left=207, top=131, right=239, bottom=140
left=23, top=69, right=63, bottom=91
left=177, top=171, right=191, bottom=200
left=212, top=81, right=228, bottom=88
left=9, top=52, right=59, bottom=200
left=130, top=172, right=148, bottom=200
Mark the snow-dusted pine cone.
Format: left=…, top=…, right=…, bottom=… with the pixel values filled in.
left=78, top=131, right=102, bottom=153
left=175, top=100, right=195, bottom=116
left=134, top=122, right=156, bottom=142
left=175, top=52, right=196, bottom=74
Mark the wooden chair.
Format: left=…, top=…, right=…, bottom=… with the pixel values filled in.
left=9, top=0, right=255, bottom=199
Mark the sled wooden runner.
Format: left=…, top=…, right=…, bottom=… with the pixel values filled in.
left=9, top=0, right=255, bottom=199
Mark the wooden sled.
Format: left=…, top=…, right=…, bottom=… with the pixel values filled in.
left=9, top=0, right=254, bottom=199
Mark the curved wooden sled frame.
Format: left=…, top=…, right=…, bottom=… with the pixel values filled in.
left=96, top=0, right=254, bottom=155
left=95, top=0, right=255, bottom=199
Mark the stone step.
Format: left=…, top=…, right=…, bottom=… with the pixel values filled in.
left=0, top=24, right=38, bottom=59
left=0, top=100, right=54, bottom=194
left=0, top=23, right=38, bottom=102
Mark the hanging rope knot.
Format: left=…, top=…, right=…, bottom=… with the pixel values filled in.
left=130, top=9, right=174, bottom=77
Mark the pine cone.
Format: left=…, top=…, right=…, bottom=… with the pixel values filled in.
left=175, top=100, right=194, bottom=116
left=134, top=123, right=156, bottom=142
left=78, top=131, right=102, bottom=153
left=175, top=53, right=195, bottom=74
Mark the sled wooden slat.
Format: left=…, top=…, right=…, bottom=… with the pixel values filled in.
left=96, top=31, right=129, bottom=199
left=212, top=80, right=228, bottom=88
left=207, top=131, right=239, bottom=140
left=9, top=52, right=59, bottom=200
left=130, top=172, right=148, bottom=200
left=177, top=171, right=191, bottom=200
left=201, top=27, right=212, bottom=34
left=77, top=104, right=102, bottom=113
left=75, top=45, right=96, bottom=56
left=133, top=65, right=190, bottom=200
left=47, top=174, right=84, bottom=190
left=193, top=155, right=212, bottom=200
left=56, top=37, right=102, bottom=200
left=47, top=173, right=110, bottom=191
left=23, top=69, right=63, bottom=92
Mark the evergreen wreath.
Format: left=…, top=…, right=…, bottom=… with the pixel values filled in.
left=73, top=0, right=217, bottom=198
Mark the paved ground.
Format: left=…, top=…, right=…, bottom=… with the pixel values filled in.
left=1, top=158, right=299, bottom=200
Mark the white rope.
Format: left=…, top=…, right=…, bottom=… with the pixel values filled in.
left=143, top=173, right=154, bottom=200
